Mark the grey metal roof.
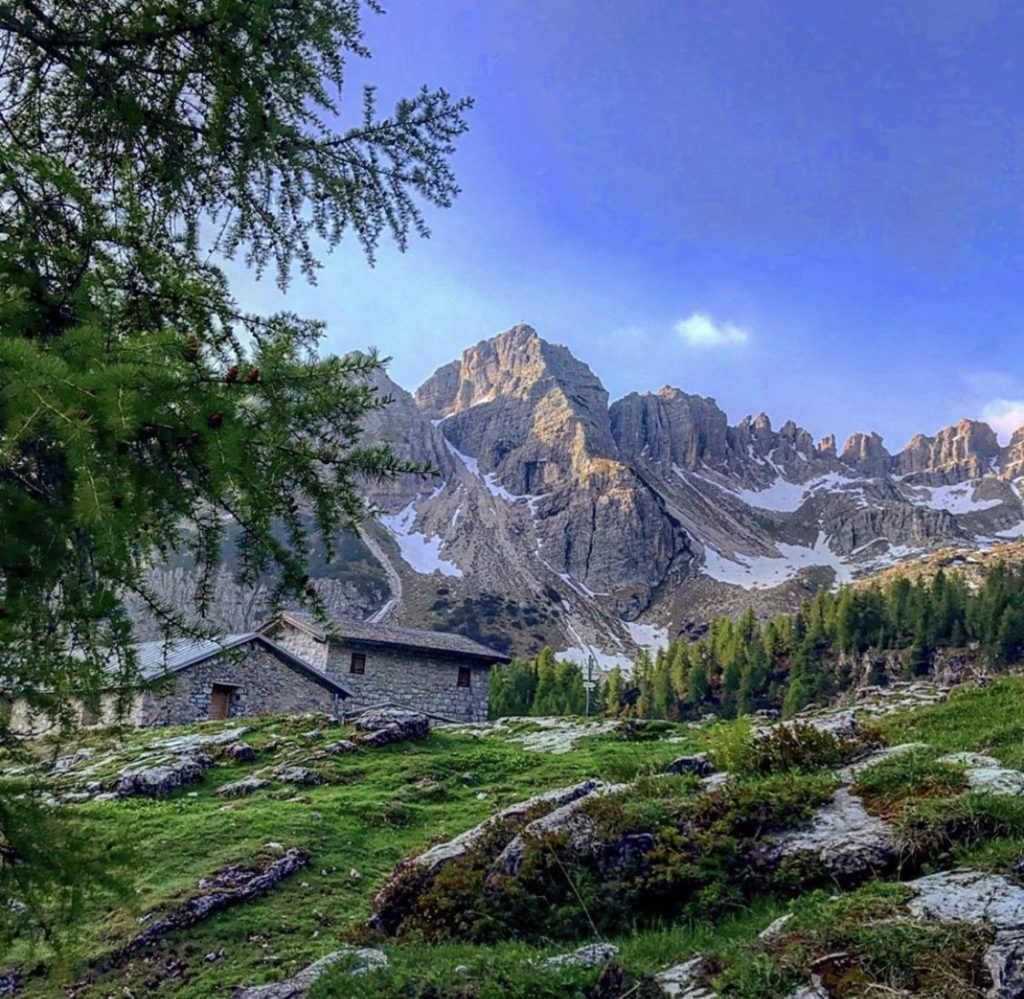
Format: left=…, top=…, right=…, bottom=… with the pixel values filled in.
left=269, top=611, right=512, bottom=664
left=116, top=632, right=351, bottom=697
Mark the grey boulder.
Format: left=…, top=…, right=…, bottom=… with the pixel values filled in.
left=232, top=946, right=387, bottom=998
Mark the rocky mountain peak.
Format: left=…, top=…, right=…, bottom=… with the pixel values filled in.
left=609, top=388, right=730, bottom=472
left=840, top=431, right=892, bottom=477
left=415, top=325, right=607, bottom=420
left=999, top=426, right=1024, bottom=480
left=412, top=326, right=618, bottom=495
left=895, top=419, right=1001, bottom=485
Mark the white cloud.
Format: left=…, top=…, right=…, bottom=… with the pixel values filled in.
left=674, top=312, right=750, bottom=348
left=982, top=398, right=1024, bottom=443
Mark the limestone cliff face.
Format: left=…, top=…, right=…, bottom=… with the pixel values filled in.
left=417, top=326, right=692, bottom=601
left=609, top=388, right=732, bottom=473
left=840, top=432, right=892, bottom=477
left=893, top=420, right=1001, bottom=485
left=360, top=367, right=456, bottom=508
left=175, top=325, right=1024, bottom=665
left=1000, top=427, right=1024, bottom=480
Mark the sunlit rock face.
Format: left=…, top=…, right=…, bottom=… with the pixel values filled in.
left=141, top=325, right=1024, bottom=663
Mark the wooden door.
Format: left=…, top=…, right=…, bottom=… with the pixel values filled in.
left=210, top=684, right=232, bottom=720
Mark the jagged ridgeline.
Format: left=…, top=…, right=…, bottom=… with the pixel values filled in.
left=490, top=559, right=1024, bottom=721
left=141, top=325, right=1024, bottom=664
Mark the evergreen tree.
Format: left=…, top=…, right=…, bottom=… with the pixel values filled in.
left=0, top=0, right=472, bottom=725
left=604, top=666, right=625, bottom=717
left=0, top=0, right=471, bottom=938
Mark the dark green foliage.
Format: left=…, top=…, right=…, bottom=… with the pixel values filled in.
left=489, top=648, right=594, bottom=719
left=0, top=0, right=472, bottom=726
left=0, top=0, right=471, bottom=943
left=432, top=593, right=554, bottom=654
left=389, top=772, right=836, bottom=945
left=603, top=562, right=1024, bottom=724
left=895, top=792, right=1024, bottom=860
left=708, top=719, right=879, bottom=778
left=0, top=781, right=131, bottom=947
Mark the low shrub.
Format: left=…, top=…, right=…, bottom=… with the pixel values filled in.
left=709, top=718, right=879, bottom=777
left=314, top=955, right=664, bottom=999
left=896, top=792, right=1024, bottom=860
left=852, top=748, right=967, bottom=816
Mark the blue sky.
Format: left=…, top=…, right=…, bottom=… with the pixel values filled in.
left=231, top=0, right=1024, bottom=450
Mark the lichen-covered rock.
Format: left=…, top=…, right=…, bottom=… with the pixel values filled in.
left=369, top=780, right=602, bottom=934
left=906, top=870, right=1024, bottom=999
left=274, top=766, right=322, bottom=786
left=765, top=788, right=897, bottom=878
left=354, top=708, right=430, bottom=747
left=965, top=767, right=1024, bottom=796
left=413, top=779, right=602, bottom=877
left=50, top=748, right=93, bottom=775
left=116, top=754, right=212, bottom=798
left=786, top=708, right=858, bottom=741
left=325, top=739, right=359, bottom=755
left=150, top=726, right=250, bottom=752
left=758, top=913, right=794, bottom=942
left=216, top=776, right=270, bottom=797
left=227, top=742, right=257, bottom=764
left=488, top=782, right=626, bottom=879
left=540, top=942, right=618, bottom=970
left=939, top=752, right=1003, bottom=769
left=231, top=946, right=387, bottom=998
left=654, top=955, right=715, bottom=997
left=666, top=754, right=714, bottom=778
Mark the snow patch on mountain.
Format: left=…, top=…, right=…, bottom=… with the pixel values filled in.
left=908, top=482, right=1003, bottom=515
left=443, top=437, right=542, bottom=505
left=622, top=620, right=669, bottom=650
left=703, top=533, right=853, bottom=589
left=379, top=504, right=463, bottom=578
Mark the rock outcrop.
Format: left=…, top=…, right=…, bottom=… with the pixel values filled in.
left=232, top=946, right=388, bottom=998
left=894, top=420, right=1002, bottom=485
left=763, top=788, right=897, bottom=878
left=116, top=754, right=213, bottom=798
left=353, top=708, right=430, bottom=746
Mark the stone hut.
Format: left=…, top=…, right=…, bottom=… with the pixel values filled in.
left=261, top=612, right=511, bottom=723
left=7, top=633, right=351, bottom=736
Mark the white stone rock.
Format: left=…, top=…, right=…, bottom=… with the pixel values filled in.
left=412, top=780, right=602, bottom=875
left=768, top=788, right=897, bottom=877
left=965, top=767, right=1024, bottom=796
left=232, top=946, right=388, bottom=998
left=938, top=752, right=1003, bottom=769
left=150, top=726, right=251, bottom=752
left=489, top=782, right=625, bottom=877
left=758, top=913, right=794, bottom=942
left=785, top=986, right=829, bottom=999
left=654, top=955, right=715, bottom=997
left=906, top=870, right=1024, bottom=999
left=540, top=942, right=618, bottom=970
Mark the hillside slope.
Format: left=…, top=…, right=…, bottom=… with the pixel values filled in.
left=6, top=681, right=1024, bottom=997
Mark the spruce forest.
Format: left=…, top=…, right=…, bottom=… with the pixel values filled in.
left=489, top=562, right=1024, bottom=721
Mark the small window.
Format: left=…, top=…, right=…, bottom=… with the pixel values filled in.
left=81, top=703, right=100, bottom=727
left=457, top=666, right=471, bottom=688
left=350, top=652, right=366, bottom=675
